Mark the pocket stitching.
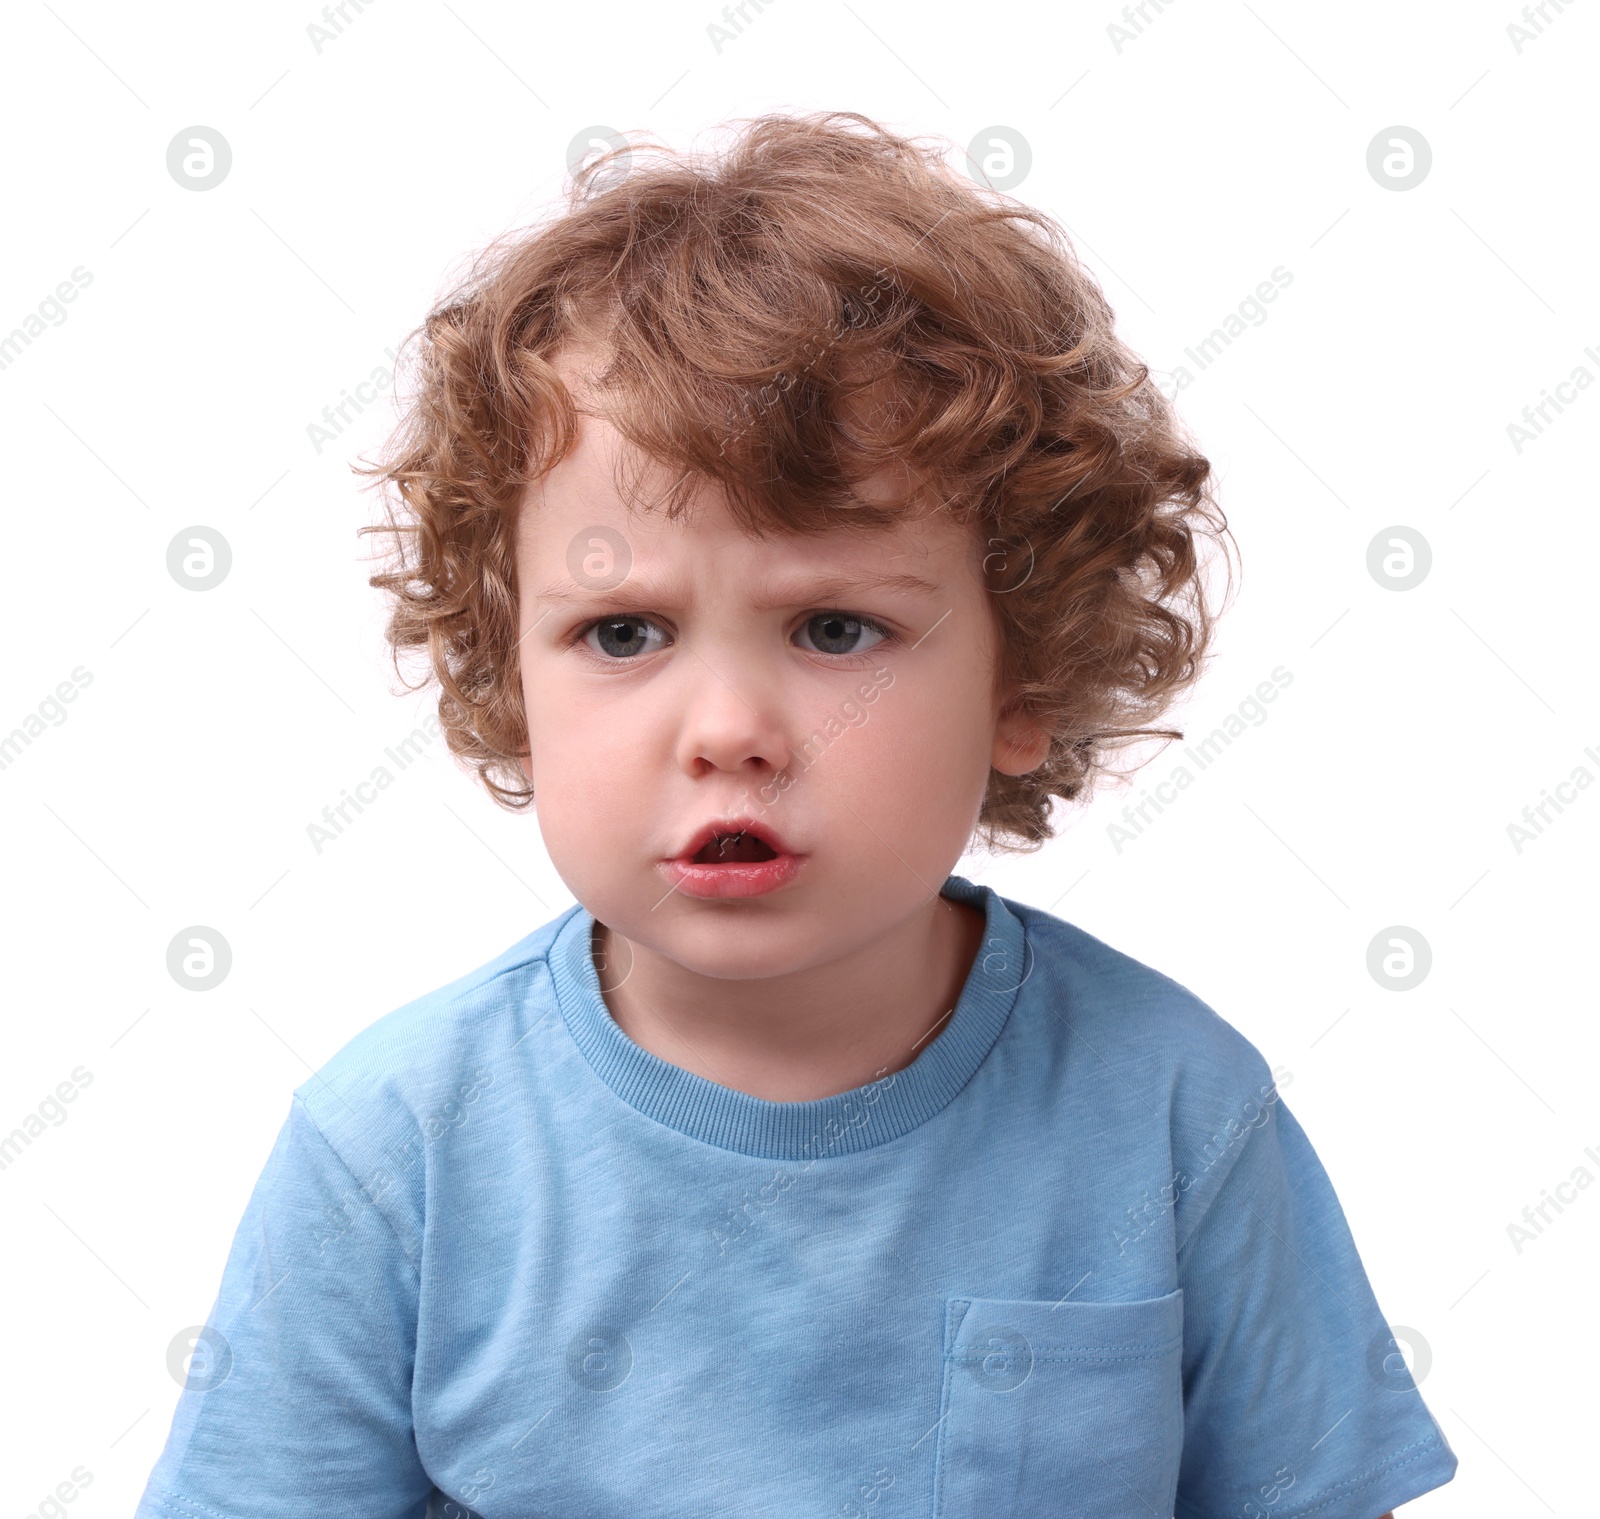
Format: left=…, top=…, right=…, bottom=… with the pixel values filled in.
left=950, top=1343, right=1181, bottom=1363
left=948, top=1291, right=1183, bottom=1359
left=933, top=1293, right=1184, bottom=1517
left=929, top=1299, right=967, bottom=1519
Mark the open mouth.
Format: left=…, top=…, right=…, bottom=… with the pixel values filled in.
left=691, top=829, right=778, bottom=865
left=665, top=817, right=803, bottom=898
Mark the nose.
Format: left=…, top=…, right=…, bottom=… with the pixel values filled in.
left=672, top=646, right=793, bottom=781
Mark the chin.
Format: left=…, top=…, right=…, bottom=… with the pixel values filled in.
left=646, top=909, right=828, bottom=982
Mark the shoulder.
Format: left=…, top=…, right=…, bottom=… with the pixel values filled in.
left=291, top=905, right=580, bottom=1182
left=1006, top=893, right=1278, bottom=1086
left=1002, top=892, right=1292, bottom=1201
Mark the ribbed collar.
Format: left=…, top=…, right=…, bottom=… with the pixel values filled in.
left=544, top=874, right=1026, bottom=1160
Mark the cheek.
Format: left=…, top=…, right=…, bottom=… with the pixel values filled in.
left=521, top=676, right=637, bottom=822
left=842, top=678, right=994, bottom=812
left=528, top=740, right=645, bottom=905
left=522, top=663, right=616, bottom=760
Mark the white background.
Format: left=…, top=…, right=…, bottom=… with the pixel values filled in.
left=1, top=1, right=1594, bottom=1513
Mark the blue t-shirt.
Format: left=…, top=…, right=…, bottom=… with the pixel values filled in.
left=135, top=874, right=1457, bottom=1519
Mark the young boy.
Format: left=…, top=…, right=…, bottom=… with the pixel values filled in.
left=136, top=112, right=1456, bottom=1518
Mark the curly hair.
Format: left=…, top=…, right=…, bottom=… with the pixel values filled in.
left=357, top=110, right=1233, bottom=853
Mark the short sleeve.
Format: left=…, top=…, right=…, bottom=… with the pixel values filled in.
left=135, top=1095, right=434, bottom=1519
left=1174, top=1095, right=1458, bottom=1519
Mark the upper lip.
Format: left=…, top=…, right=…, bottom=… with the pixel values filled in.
left=671, top=815, right=797, bottom=862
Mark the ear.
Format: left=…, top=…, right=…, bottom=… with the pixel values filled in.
left=991, top=702, right=1050, bottom=776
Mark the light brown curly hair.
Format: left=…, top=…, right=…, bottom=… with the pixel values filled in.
left=357, top=110, right=1233, bottom=853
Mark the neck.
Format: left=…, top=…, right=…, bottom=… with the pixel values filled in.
left=592, top=892, right=986, bottom=1102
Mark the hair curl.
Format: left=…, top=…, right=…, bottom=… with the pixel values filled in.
left=357, top=110, right=1234, bottom=852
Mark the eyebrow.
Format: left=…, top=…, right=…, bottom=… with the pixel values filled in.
left=531, top=569, right=942, bottom=607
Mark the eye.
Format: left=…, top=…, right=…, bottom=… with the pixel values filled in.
left=581, top=615, right=670, bottom=660
left=794, top=611, right=889, bottom=657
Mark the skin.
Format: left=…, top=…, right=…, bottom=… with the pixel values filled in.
left=514, top=351, right=1050, bottom=1102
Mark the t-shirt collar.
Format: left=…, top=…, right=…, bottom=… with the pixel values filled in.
left=545, top=872, right=1026, bottom=1160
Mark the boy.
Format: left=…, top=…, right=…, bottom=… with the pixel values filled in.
left=136, top=112, right=1456, bottom=1518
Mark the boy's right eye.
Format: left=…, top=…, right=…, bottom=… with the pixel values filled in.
left=581, top=615, right=670, bottom=660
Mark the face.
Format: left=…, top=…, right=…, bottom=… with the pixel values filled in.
left=514, top=365, right=1048, bottom=983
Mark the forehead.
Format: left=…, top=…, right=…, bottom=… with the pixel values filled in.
left=520, top=365, right=983, bottom=583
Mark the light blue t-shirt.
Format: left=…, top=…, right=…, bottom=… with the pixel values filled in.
left=135, top=875, right=1457, bottom=1519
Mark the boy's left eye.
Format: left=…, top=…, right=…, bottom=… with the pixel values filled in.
left=793, top=612, right=888, bottom=657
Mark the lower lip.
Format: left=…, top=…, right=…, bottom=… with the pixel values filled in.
left=659, top=853, right=806, bottom=900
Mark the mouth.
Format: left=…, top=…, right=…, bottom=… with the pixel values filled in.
left=663, top=817, right=806, bottom=900
left=690, top=829, right=778, bottom=865
left=675, top=817, right=793, bottom=864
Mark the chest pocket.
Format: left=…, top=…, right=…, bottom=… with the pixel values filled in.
left=932, top=1289, right=1184, bottom=1518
